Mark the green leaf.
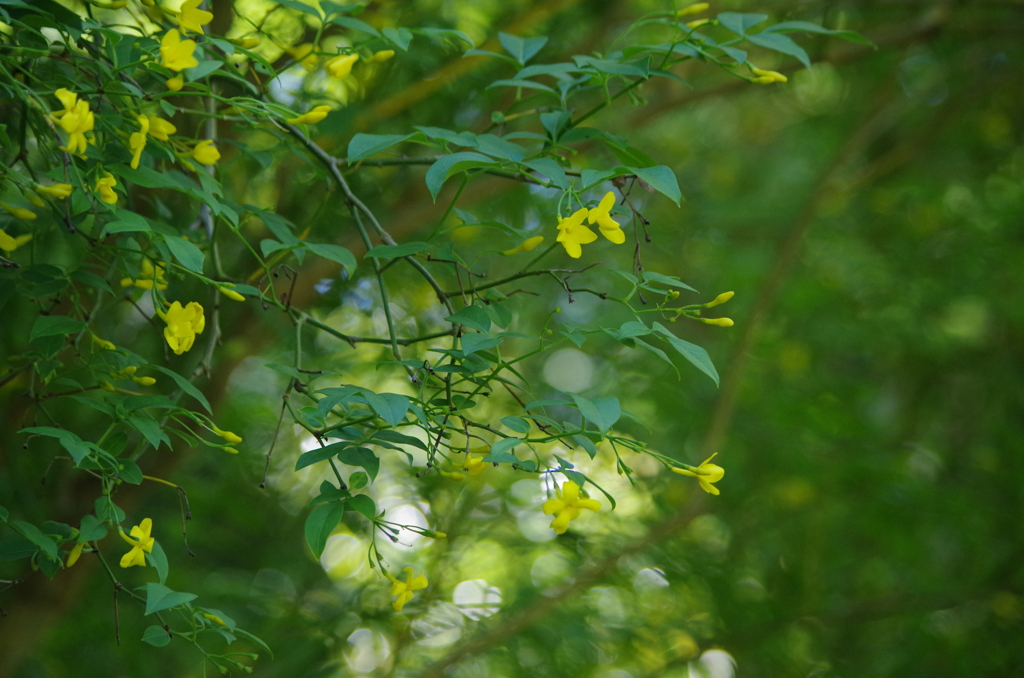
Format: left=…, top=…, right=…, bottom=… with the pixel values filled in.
left=364, top=242, right=432, bottom=259
left=146, top=540, right=169, bottom=584
left=487, top=79, right=556, bottom=94
left=717, top=12, right=768, bottom=36
left=348, top=471, right=368, bottom=490
left=29, top=315, right=84, bottom=342
left=653, top=322, right=720, bottom=386
left=329, top=15, right=379, bottom=35
left=295, top=442, right=344, bottom=471
left=382, top=26, right=413, bottom=51
left=142, top=625, right=171, bottom=647
left=474, top=134, right=525, bottom=162
left=616, top=321, right=651, bottom=340
left=523, top=158, right=568, bottom=189
left=116, top=459, right=144, bottom=485
left=572, top=433, right=598, bottom=459
left=483, top=437, right=520, bottom=463
left=144, top=582, right=197, bottom=615
left=634, top=338, right=680, bottom=379
left=276, top=0, right=321, bottom=19
left=20, top=426, right=90, bottom=463
left=164, top=237, right=205, bottom=274
left=631, top=166, right=682, bottom=206
left=498, top=32, right=547, bottom=64
left=304, top=501, right=346, bottom=558
left=347, top=133, right=413, bottom=162
left=580, top=168, right=617, bottom=189
left=113, top=164, right=179, bottom=189
left=69, top=269, right=114, bottom=295
left=745, top=31, right=811, bottom=68
left=104, top=209, right=150, bottom=234
left=444, top=305, right=492, bottom=333
left=337, top=446, right=380, bottom=480
left=126, top=416, right=170, bottom=450
left=570, top=394, right=620, bottom=432
left=764, top=21, right=874, bottom=47
left=186, top=59, right=224, bottom=80
left=151, top=365, right=212, bottom=413
left=347, top=494, right=376, bottom=521
left=641, top=271, right=697, bottom=292
left=501, top=416, right=531, bottom=434
left=461, top=333, right=502, bottom=356
left=371, top=429, right=427, bottom=452
left=79, top=514, right=108, bottom=543
left=305, top=242, right=357, bottom=273
left=425, top=153, right=497, bottom=200
left=0, top=539, right=37, bottom=561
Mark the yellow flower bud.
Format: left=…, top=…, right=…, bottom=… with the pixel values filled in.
left=501, top=235, right=544, bottom=255
left=439, top=470, right=465, bottom=481
left=66, top=542, right=85, bottom=567
left=667, top=290, right=680, bottom=300
left=701, top=317, right=734, bottom=327
left=705, top=291, right=734, bottom=307
left=1, top=202, right=37, bottom=221
left=750, top=68, right=787, bottom=84
left=212, top=426, right=242, bottom=444
left=238, top=37, right=261, bottom=49
left=218, top=286, right=246, bottom=302
left=285, top=105, right=332, bottom=126
left=99, top=381, right=116, bottom=392
left=677, top=3, right=709, bottom=17
left=687, top=18, right=710, bottom=29
left=192, top=140, right=220, bottom=165
left=36, top=183, right=74, bottom=199
left=166, top=74, right=184, bottom=92
left=132, top=376, right=157, bottom=386
left=369, top=49, right=395, bottom=63
left=92, top=335, right=116, bottom=351
left=223, top=447, right=239, bottom=454
left=25, top=191, right=46, bottom=208
left=325, top=53, right=359, bottom=79
left=202, top=612, right=227, bottom=626
left=122, top=366, right=138, bottom=376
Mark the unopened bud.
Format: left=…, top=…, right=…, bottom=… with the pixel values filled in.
left=99, top=381, right=116, bottom=392
left=422, top=529, right=447, bottom=539
left=705, top=291, right=734, bottom=308
left=132, top=376, right=157, bottom=386
left=25, top=192, right=46, bottom=208
left=701, top=317, right=734, bottom=327
left=439, top=471, right=465, bottom=481
left=677, top=3, right=709, bottom=17
left=66, top=542, right=85, bottom=567
left=218, top=286, right=245, bottom=302
left=686, top=18, right=711, bottom=29
left=667, top=290, right=680, bottom=300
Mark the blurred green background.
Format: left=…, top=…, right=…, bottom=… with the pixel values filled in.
left=2, top=0, right=1023, bottom=676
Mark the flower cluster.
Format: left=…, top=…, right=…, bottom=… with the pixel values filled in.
left=556, top=192, right=626, bottom=258
left=157, top=300, right=205, bottom=354
left=54, top=88, right=94, bottom=155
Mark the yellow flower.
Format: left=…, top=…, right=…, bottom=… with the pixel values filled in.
left=120, top=259, right=168, bottom=290
left=677, top=2, right=709, bottom=16
left=286, top=43, right=319, bottom=71
left=157, top=300, right=205, bottom=354
left=501, top=235, right=544, bottom=255
left=177, top=0, right=213, bottom=34
left=95, top=172, right=118, bottom=204
left=36, top=183, right=73, bottom=199
left=385, top=567, right=428, bottom=612
left=671, top=453, right=725, bottom=495
left=129, top=114, right=149, bottom=169
left=160, top=29, right=199, bottom=72
left=192, top=139, right=220, bottom=165
left=53, top=88, right=78, bottom=117
left=463, top=455, right=487, bottom=475
left=325, top=53, right=359, bottom=79
left=212, top=425, right=242, bottom=444
left=166, top=74, right=185, bottom=92
left=587, top=191, right=626, bottom=244
left=0, top=228, right=32, bottom=252
left=368, top=49, right=395, bottom=63
left=118, top=518, right=155, bottom=568
left=217, top=285, right=245, bottom=301
left=285, top=105, right=332, bottom=125
left=705, top=291, right=734, bottom=308
left=542, top=480, right=601, bottom=534
left=92, top=335, right=116, bottom=351
left=59, top=100, right=94, bottom=155
left=555, top=207, right=597, bottom=259
left=0, top=202, right=36, bottom=222
left=751, top=67, right=787, bottom=84
left=701, top=317, right=734, bottom=327
left=147, top=115, right=177, bottom=141
left=66, top=542, right=85, bottom=567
